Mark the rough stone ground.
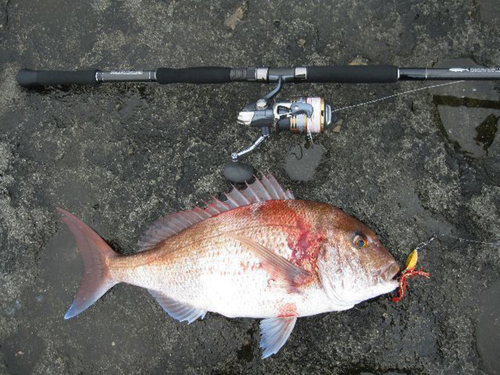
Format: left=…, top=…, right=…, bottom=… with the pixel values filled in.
left=0, top=0, right=499, bottom=374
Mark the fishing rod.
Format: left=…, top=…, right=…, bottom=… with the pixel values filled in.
left=17, top=65, right=500, bottom=183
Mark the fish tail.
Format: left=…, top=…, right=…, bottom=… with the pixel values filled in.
left=57, top=207, right=119, bottom=319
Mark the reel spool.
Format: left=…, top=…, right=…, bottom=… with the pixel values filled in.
left=276, top=97, right=332, bottom=134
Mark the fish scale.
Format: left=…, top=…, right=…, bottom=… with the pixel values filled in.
left=59, top=174, right=400, bottom=358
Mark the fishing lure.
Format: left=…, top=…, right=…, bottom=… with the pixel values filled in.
left=392, top=249, right=430, bottom=303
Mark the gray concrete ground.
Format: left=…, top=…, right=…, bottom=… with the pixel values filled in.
left=1, top=0, right=499, bottom=374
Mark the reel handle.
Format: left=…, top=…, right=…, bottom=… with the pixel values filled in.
left=223, top=161, right=255, bottom=184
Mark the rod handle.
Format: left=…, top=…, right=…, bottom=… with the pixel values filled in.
left=17, top=69, right=99, bottom=88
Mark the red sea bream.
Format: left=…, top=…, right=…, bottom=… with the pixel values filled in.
left=59, top=174, right=400, bottom=358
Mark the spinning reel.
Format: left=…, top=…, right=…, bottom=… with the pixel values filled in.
left=225, top=74, right=333, bottom=183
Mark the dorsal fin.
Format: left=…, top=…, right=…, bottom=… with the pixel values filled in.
left=138, top=173, right=294, bottom=251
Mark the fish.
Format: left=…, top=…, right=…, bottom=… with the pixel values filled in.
left=58, top=174, right=400, bottom=358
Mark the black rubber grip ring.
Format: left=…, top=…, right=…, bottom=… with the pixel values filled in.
left=156, top=67, right=231, bottom=84
left=307, top=65, right=398, bottom=83
left=17, top=69, right=99, bottom=88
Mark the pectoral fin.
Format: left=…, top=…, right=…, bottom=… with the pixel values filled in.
left=229, top=234, right=312, bottom=287
left=260, top=317, right=297, bottom=358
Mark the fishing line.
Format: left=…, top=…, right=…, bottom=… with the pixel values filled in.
left=414, top=233, right=500, bottom=250
left=330, top=80, right=499, bottom=252
left=440, top=234, right=500, bottom=247
left=331, top=80, right=465, bottom=114
left=414, top=235, right=437, bottom=251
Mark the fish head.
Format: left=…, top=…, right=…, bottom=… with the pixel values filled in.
left=317, top=207, right=400, bottom=307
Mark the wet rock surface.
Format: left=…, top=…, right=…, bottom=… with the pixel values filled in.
left=285, top=142, right=326, bottom=182
left=476, top=279, right=500, bottom=375
left=432, top=58, right=500, bottom=159
left=0, top=0, right=499, bottom=374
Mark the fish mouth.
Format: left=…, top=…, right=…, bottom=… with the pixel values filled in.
left=378, top=261, right=400, bottom=283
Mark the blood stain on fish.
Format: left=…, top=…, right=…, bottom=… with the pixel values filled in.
left=278, top=303, right=298, bottom=318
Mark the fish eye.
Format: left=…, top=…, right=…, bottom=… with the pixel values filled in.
left=353, top=234, right=368, bottom=249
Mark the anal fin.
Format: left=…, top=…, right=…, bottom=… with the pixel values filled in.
left=260, top=317, right=297, bottom=358
left=148, top=289, right=207, bottom=324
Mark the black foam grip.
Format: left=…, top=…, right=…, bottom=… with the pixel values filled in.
left=307, top=65, right=398, bottom=83
left=17, top=69, right=99, bottom=88
left=156, top=67, right=232, bottom=84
